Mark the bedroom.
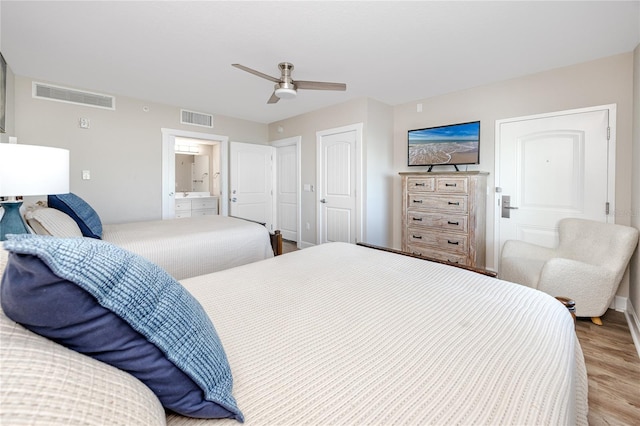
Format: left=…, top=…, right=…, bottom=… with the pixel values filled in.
left=0, top=1, right=639, bottom=423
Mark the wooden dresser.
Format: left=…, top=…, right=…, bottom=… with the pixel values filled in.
left=400, top=171, right=488, bottom=268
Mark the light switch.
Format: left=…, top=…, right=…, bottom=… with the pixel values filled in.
left=82, top=170, right=91, bottom=180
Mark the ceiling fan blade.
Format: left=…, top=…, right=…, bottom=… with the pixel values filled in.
left=267, top=92, right=280, bottom=104
left=232, top=64, right=280, bottom=83
left=295, top=80, right=347, bottom=91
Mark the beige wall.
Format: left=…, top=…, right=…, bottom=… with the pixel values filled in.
left=12, top=76, right=268, bottom=224
left=630, top=44, right=640, bottom=321
left=393, top=53, right=636, bottom=286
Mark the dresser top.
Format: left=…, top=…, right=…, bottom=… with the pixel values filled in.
left=399, top=171, right=489, bottom=176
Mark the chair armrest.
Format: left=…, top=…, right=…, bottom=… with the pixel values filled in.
left=537, top=258, right=617, bottom=317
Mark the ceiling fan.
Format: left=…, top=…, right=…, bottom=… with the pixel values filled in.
left=232, top=62, right=347, bottom=104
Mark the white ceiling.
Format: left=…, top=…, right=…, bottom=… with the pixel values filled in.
left=1, top=1, right=639, bottom=124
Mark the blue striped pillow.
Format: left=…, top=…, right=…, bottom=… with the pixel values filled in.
left=1, top=234, right=243, bottom=421
left=48, top=193, right=103, bottom=239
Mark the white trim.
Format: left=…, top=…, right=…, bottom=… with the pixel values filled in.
left=271, top=136, right=302, bottom=249
left=494, top=104, right=617, bottom=271
left=316, top=123, right=364, bottom=245
left=625, top=299, right=640, bottom=358
left=161, top=128, right=229, bottom=219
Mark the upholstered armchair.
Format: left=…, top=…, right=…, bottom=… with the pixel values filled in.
left=499, top=218, right=639, bottom=325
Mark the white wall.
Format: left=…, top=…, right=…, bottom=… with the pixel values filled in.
left=12, top=76, right=268, bottom=224
left=630, top=44, right=640, bottom=323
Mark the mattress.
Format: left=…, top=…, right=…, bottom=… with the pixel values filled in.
left=168, top=242, right=588, bottom=425
left=102, top=215, right=274, bottom=280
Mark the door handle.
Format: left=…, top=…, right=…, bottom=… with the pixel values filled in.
left=501, top=195, right=518, bottom=218
left=320, top=198, right=327, bottom=203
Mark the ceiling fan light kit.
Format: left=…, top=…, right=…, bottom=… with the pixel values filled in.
left=232, top=62, right=346, bottom=104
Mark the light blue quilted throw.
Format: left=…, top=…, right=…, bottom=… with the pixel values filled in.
left=3, top=234, right=243, bottom=420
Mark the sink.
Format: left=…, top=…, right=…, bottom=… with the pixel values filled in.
left=175, top=192, right=212, bottom=198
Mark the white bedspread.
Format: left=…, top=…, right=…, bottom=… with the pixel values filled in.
left=102, top=215, right=274, bottom=280
left=169, top=242, right=588, bottom=426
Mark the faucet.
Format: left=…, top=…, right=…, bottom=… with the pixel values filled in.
left=183, top=191, right=189, bottom=197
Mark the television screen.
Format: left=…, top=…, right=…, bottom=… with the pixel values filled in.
left=408, top=121, right=480, bottom=167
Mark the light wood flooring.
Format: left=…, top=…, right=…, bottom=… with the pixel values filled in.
left=280, top=241, right=639, bottom=424
left=576, top=310, right=640, bottom=425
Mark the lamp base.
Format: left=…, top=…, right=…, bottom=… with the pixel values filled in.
left=0, top=201, right=30, bottom=241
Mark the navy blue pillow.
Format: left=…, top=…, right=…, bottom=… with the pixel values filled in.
left=1, top=234, right=243, bottom=421
left=48, top=193, right=103, bottom=239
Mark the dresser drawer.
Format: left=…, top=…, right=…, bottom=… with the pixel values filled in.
left=192, top=209, right=216, bottom=216
left=436, top=177, right=468, bottom=193
left=407, top=228, right=468, bottom=253
left=192, top=199, right=217, bottom=210
left=175, top=200, right=192, bottom=211
left=406, top=211, right=468, bottom=232
left=406, top=244, right=469, bottom=265
left=406, top=177, right=435, bottom=192
left=175, top=211, right=192, bottom=219
left=408, top=194, right=468, bottom=213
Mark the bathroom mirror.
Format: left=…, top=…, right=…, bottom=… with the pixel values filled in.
left=174, top=138, right=221, bottom=195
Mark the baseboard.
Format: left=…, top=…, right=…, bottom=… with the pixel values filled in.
left=612, top=295, right=627, bottom=312
left=625, top=300, right=640, bottom=358
left=299, top=241, right=316, bottom=250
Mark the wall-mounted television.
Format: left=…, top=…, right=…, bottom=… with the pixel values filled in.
left=408, top=121, right=480, bottom=171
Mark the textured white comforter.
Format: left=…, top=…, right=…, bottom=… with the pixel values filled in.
left=102, top=215, right=274, bottom=280
left=169, top=242, right=588, bottom=426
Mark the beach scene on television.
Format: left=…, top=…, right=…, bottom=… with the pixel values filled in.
left=408, top=121, right=480, bottom=166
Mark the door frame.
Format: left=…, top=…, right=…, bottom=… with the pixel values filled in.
left=316, top=123, right=364, bottom=245
left=161, top=128, right=229, bottom=219
left=493, top=104, right=616, bottom=267
left=271, top=136, right=302, bottom=248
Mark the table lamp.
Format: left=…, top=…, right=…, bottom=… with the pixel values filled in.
left=0, top=143, right=70, bottom=240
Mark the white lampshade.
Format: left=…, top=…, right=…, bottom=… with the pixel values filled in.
left=0, top=143, right=70, bottom=197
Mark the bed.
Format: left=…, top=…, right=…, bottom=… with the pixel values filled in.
left=24, top=194, right=279, bottom=280
left=165, top=242, right=588, bottom=425
left=0, top=240, right=588, bottom=425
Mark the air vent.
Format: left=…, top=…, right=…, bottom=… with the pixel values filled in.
left=32, top=82, right=115, bottom=110
left=181, top=109, right=213, bottom=128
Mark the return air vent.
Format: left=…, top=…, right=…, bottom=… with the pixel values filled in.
left=33, top=82, right=115, bottom=110
left=181, top=109, right=213, bottom=128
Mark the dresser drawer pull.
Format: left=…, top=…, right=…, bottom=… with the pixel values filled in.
left=447, top=221, right=459, bottom=225
left=413, top=200, right=423, bottom=204
left=414, top=182, right=426, bottom=187
left=445, top=183, right=457, bottom=187
left=412, top=235, right=423, bottom=239
left=447, top=240, right=459, bottom=245
left=448, top=201, right=460, bottom=205
left=412, top=217, right=423, bottom=221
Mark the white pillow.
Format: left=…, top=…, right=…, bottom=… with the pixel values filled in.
left=0, top=308, right=167, bottom=425
left=25, top=207, right=83, bottom=237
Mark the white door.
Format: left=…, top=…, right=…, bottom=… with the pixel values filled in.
left=230, top=142, right=275, bottom=230
left=495, top=105, right=615, bottom=267
left=317, top=124, right=362, bottom=244
left=276, top=143, right=299, bottom=242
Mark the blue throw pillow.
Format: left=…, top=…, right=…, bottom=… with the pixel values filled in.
left=1, top=234, right=243, bottom=421
left=48, top=193, right=103, bottom=239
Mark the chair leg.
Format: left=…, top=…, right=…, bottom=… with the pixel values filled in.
left=591, top=317, right=603, bottom=326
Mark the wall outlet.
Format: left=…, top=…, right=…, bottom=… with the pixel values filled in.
left=79, top=118, right=90, bottom=129
left=82, top=170, right=91, bottom=180
left=306, top=222, right=310, bottom=230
